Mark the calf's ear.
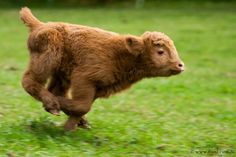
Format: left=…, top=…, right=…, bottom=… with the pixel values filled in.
left=125, top=36, right=144, bottom=56
left=141, top=31, right=153, bottom=45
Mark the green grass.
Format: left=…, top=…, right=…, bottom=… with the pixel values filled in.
left=0, top=3, right=236, bottom=157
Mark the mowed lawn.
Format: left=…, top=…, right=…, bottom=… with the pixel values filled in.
left=0, top=3, right=236, bottom=157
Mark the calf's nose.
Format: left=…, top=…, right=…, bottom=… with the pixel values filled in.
left=177, top=61, right=185, bottom=71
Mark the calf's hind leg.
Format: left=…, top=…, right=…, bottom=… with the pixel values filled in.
left=22, top=28, right=63, bottom=115
left=22, top=69, right=60, bottom=115
left=47, top=74, right=69, bottom=97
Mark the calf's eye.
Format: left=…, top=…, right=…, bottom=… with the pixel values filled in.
left=158, top=50, right=164, bottom=55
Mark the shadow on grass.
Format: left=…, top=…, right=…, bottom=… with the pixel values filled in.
left=4, top=116, right=112, bottom=148
left=4, top=115, right=157, bottom=149
left=26, top=117, right=66, bottom=137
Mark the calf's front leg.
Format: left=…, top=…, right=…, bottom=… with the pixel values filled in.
left=58, top=76, right=95, bottom=131
left=47, top=75, right=91, bottom=129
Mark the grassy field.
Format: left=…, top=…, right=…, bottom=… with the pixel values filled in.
left=0, top=2, right=236, bottom=157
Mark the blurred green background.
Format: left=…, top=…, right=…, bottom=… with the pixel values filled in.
left=0, top=0, right=235, bottom=156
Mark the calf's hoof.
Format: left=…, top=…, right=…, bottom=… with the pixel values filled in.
left=64, top=116, right=80, bottom=131
left=43, top=97, right=61, bottom=116
left=64, top=116, right=91, bottom=131
left=78, top=118, right=91, bottom=129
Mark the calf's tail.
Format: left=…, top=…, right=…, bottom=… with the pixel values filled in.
left=20, top=7, right=43, bottom=31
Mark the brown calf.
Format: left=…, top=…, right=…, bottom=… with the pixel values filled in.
left=20, top=7, right=184, bottom=131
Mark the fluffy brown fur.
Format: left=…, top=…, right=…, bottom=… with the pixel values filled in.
left=20, top=7, right=184, bottom=131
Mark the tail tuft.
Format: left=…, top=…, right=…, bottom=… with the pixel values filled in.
left=20, top=7, right=43, bottom=31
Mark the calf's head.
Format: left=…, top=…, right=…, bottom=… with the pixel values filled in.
left=125, top=31, right=184, bottom=77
